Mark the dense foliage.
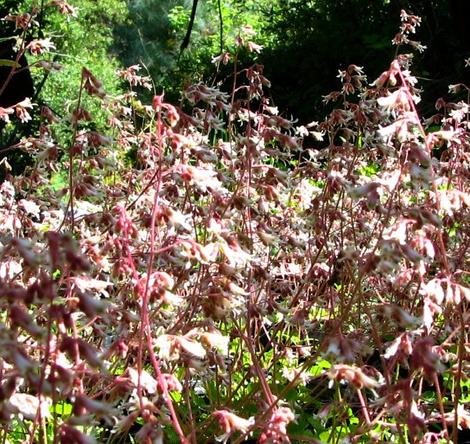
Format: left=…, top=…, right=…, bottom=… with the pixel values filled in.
left=258, top=0, right=470, bottom=123
left=111, top=0, right=470, bottom=124
left=112, top=0, right=269, bottom=103
left=0, top=0, right=126, bottom=156
left=1, top=2, right=470, bottom=444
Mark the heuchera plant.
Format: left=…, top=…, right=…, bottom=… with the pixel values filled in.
left=0, top=6, right=469, bottom=444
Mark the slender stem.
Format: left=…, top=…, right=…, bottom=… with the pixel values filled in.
left=453, top=306, right=466, bottom=443
left=137, top=107, right=188, bottom=443
left=217, top=0, right=224, bottom=53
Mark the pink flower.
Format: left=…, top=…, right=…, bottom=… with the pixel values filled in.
left=9, top=393, right=51, bottom=420
left=27, top=38, right=55, bottom=55
left=4, top=13, right=32, bottom=30
left=247, top=41, right=263, bottom=53
left=60, top=425, right=96, bottom=444
left=82, top=68, right=105, bottom=98
left=377, top=88, right=412, bottom=112
left=410, top=337, right=445, bottom=379
left=0, top=106, right=14, bottom=123
left=259, top=407, right=296, bottom=444
left=212, top=410, right=254, bottom=443
left=328, top=364, right=382, bottom=389
left=118, top=65, right=152, bottom=89
left=14, top=98, right=34, bottom=122
left=212, top=52, right=231, bottom=65
left=50, top=0, right=79, bottom=17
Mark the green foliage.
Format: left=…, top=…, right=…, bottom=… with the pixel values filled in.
left=357, top=163, right=380, bottom=178
left=0, top=0, right=128, bottom=155
left=37, top=0, right=127, bottom=131
left=113, top=0, right=183, bottom=99
left=113, top=0, right=270, bottom=101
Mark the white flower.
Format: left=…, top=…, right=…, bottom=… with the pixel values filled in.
left=27, top=38, right=55, bottom=55
left=0, top=106, right=14, bottom=123
left=14, top=98, right=34, bottom=122
left=9, top=394, right=51, bottom=420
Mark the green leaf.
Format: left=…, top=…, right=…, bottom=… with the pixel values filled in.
left=51, top=401, right=73, bottom=416
left=309, top=358, right=331, bottom=377
left=0, top=59, right=20, bottom=68
left=358, top=163, right=380, bottom=177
